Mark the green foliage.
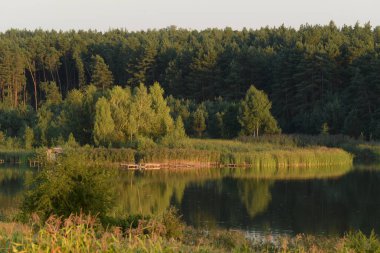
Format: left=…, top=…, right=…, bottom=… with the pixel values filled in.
left=23, top=127, right=34, bottom=149
left=0, top=25, right=379, bottom=143
left=129, top=135, right=157, bottom=152
left=238, top=85, right=280, bottom=136
left=4, top=218, right=380, bottom=253
left=66, top=133, right=79, bottom=148
left=91, top=55, right=114, bottom=90
left=71, top=146, right=136, bottom=163
left=192, top=105, right=207, bottom=137
left=108, top=86, right=132, bottom=146
left=131, top=83, right=154, bottom=139
left=160, top=116, right=188, bottom=148
left=93, top=97, right=115, bottom=146
left=21, top=153, right=116, bottom=221
left=60, top=89, right=86, bottom=144
left=149, top=82, right=174, bottom=139
left=40, top=82, right=62, bottom=106
left=161, top=207, right=185, bottom=240
left=130, top=138, right=353, bottom=168
left=343, top=230, right=380, bottom=252
left=0, top=213, right=253, bottom=252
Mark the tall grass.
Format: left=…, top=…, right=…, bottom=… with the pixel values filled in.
left=219, top=147, right=353, bottom=167
left=2, top=136, right=357, bottom=168
left=137, top=148, right=220, bottom=163
left=239, top=134, right=380, bottom=163
left=56, top=139, right=354, bottom=168
left=1, top=213, right=379, bottom=252
left=71, top=147, right=136, bottom=163
left=0, top=212, right=252, bottom=252
left=138, top=139, right=353, bottom=168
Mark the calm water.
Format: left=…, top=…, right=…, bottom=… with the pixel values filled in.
left=2, top=164, right=380, bottom=236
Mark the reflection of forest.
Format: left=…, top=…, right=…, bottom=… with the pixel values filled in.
left=113, top=170, right=275, bottom=226
left=180, top=178, right=274, bottom=229
left=112, top=166, right=380, bottom=236
left=5, top=164, right=380, bottom=237
left=255, top=169, right=380, bottom=236
left=0, top=167, right=33, bottom=216
left=112, top=165, right=351, bottom=225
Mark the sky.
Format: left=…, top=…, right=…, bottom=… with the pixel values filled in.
left=0, top=0, right=379, bottom=31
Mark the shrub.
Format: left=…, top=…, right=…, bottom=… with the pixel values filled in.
left=21, top=152, right=116, bottom=221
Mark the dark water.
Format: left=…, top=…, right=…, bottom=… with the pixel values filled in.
left=2, top=164, right=380, bottom=236
left=0, top=165, right=33, bottom=217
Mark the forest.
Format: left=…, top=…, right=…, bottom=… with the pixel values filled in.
left=0, top=22, right=380, bottom=146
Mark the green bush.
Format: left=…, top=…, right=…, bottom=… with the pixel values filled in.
left=21, top=153, right=116, bottom=221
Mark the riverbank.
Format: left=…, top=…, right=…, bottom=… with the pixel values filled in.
left=22, top=138, right=352, bottom=170
left=4, top=135, right=379, bottom=170
left=0, top=212, right=377, bottom=253
left=240, top=134, right=380, bottom=163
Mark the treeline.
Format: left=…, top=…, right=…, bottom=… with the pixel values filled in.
left=0, top=22, right=379, bottom=139
left=0, top=80, right=281, bottom=148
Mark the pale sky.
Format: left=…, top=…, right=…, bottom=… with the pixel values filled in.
left=0, top=0, right=379, bottom=31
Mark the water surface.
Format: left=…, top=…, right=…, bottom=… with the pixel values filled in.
left=2, top=164, right=380, bottom=236
left=113, top=165, right=380, bottom=236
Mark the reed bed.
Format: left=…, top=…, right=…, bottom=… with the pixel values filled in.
left=59, top=139, right=353, bottom=169
left=70, top=147, right=136, bottom=163
left=137, top=139, right=353, bottom=168
left=9, top=137, right=355, bottom=169
left=137, top=148, right=220, bottom=164
left=219, top=148, right=353, bottom=168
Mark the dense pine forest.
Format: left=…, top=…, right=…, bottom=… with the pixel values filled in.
left=0, top=22, right=380, bottom=146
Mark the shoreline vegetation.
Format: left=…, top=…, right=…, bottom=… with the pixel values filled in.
left=0, top=136, right=376, bottom=253
left=0, top=136, right=355, bottom=170
left=0, top=24, right=379, bottom=252
left=1, top=212, right=380, bottom=252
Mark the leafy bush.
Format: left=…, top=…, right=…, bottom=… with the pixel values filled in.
left=21, top=152, right=116, bottom=221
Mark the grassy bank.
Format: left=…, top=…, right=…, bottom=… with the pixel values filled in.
left=58, top=138, right=353, bottom=169
left=0, top=135, right=358, bottom=169
left=237, top=134, right=380, bottom=163
left=0, top=213, right=378, bottom=253
left=141, top=139, right=353, bottom=167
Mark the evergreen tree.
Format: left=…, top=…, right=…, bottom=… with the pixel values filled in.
left=91, top=55, right=114, bottom=91
left=0, top=26, right=378, bottom=139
